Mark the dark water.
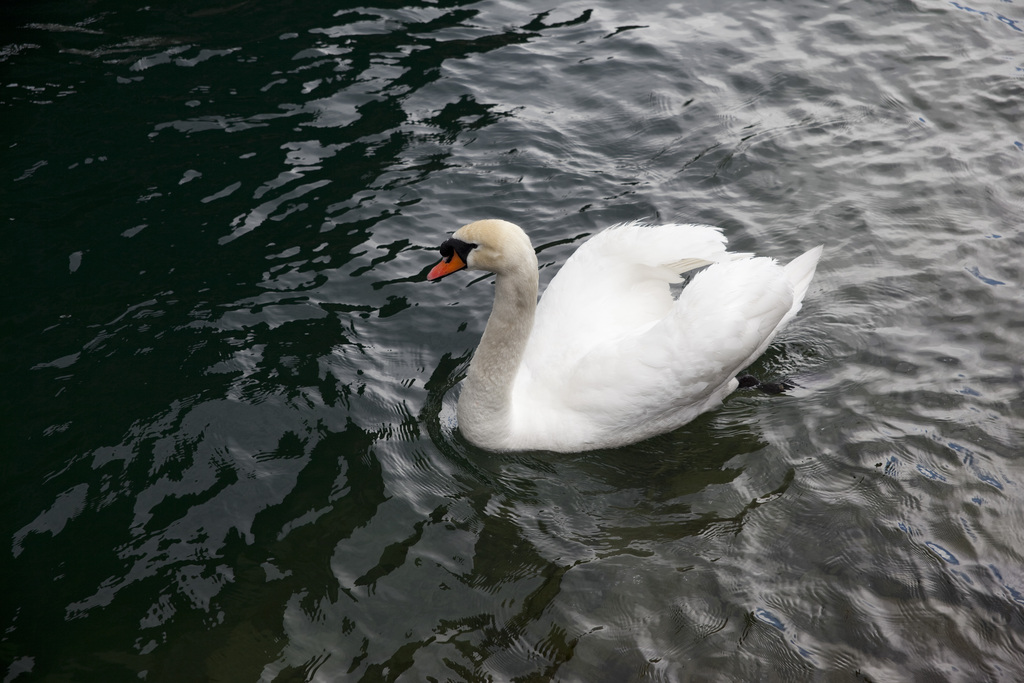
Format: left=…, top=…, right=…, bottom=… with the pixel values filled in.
left=3, top=0, right=1024, bottom=680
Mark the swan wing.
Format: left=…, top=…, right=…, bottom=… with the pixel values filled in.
left=521, top=222, right=748, bottom=380
left=516, top=246, right=822, bottom=448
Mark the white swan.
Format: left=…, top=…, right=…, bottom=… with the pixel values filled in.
left=428, top=220, right=822, bottom=453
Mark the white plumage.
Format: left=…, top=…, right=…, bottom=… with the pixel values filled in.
left=428, top=219, right=822, bottom=453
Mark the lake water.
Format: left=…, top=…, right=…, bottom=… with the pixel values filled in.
left=3, top=0, right=1024, bottom=680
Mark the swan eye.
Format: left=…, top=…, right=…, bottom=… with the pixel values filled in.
left=439, top=238, right=476, bottom=263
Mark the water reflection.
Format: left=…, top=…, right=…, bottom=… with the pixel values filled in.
left=6, top=0, right=1024, bottom=679
left=248, top=414, right=782, bottom=681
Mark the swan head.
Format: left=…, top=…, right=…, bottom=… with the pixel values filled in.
left=428, top=219, right=536, bottom=280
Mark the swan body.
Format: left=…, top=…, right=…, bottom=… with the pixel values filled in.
left=428, top=220, right=822, bottom=453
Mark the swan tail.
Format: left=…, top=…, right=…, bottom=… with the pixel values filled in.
left=772, top=244, right=823, bottom=332
left=784, top=245, right=823, bottom=304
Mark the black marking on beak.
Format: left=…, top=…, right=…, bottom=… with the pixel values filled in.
left=439, top=237, right=476, bottom=264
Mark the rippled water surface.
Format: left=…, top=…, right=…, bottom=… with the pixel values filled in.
left=3, top=0, right=1024, bottom=680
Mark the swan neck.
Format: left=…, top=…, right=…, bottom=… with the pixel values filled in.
left=458, top=264, right=538, bottom=447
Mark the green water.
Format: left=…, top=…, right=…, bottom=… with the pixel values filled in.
left=3, top=0, right=1024, bottom=680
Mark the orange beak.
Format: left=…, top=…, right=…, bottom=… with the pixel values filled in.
left=428, top=251, right=467, bottom=280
